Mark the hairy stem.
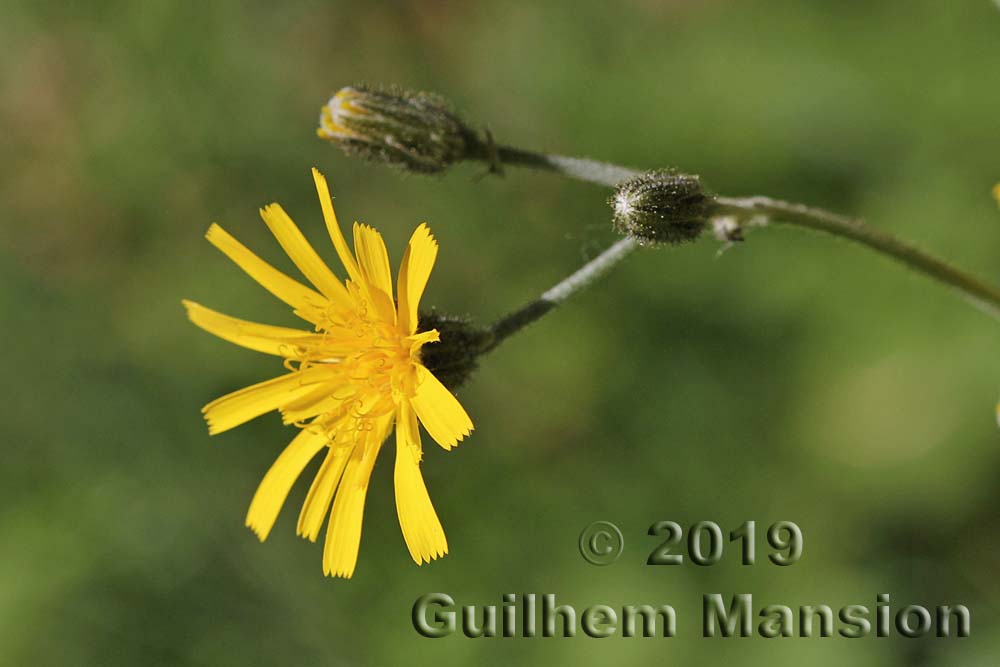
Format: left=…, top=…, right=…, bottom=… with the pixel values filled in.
left=714, top=196, right=1000, bottom=317
left=485, top=237, right=639, bottom=353
left=491, top=145, right=638, bottom=187
left=470, top=142, right=1000, bottom=318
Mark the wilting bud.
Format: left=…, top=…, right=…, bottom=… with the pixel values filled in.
left=417, top=312, right=493, bottom=390
left=610, top=169, right=715, bottom=245
left=317, top=86, right=473, bottom=174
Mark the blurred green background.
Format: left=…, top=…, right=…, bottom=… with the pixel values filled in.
left=3, top=0, right=1000, bottom=664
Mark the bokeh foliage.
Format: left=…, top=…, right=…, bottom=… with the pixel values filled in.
left=2, top=0, right=999, bottom=664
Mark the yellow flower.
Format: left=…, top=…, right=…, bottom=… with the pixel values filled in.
left=184, top=168, right=473, bottom=578
left=317, top=88, right=364, bottom=142
left=993, top=183, right=1000, bottom=208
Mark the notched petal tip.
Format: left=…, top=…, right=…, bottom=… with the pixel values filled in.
left=204, top=222, right=225, bottom=240
left=411, top=221, right=436, bottom=241
left=437, top=423, right=474, bottom=451
left=201, top=409, right=221, bottom=434
left=181, top=299, right=200, bottom=321
left=412, top=540, right=449, bottom=566
left=325, top=566, right=355, bottom=579
left=246, top=521, right=270, bottom=543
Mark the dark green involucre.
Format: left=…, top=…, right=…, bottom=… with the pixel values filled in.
left=610, top=169, right=715, bottom=245
left=318, top=85, right=475, bottom=174
left=417, top=312, right=493, bottom=390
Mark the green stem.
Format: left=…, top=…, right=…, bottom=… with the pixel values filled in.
left=715, top=196, right=1000, bottom=317
left=471, top=143, right=1000, bottom=318
left=491, top=144, right=638, bottom=187
left=485, top=237, right=639, bottom=353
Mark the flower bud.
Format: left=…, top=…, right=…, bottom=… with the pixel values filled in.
left=610, top=169, right=714, bottom=245
left=417, top=312, right=493, bottom=390
left=317, top=85, right=472, bottom=174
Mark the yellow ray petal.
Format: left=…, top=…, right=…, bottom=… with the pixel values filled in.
left=406, top=329, right=440, bottom=358
left=278, top=382, right=340, bottom=422
left=311, top=168, right=363, bottom=284
left=297, top=444, right=352, bottom=542
left=396, top=223, right=438, bottom=335
left=183, top=300, right=321, bottom=356
left=279, top=386, right=348, bottom=426
left=323, top=458, right=368, bottom=579
left=202, top=372, right=320, bottom=435
left=352, top=223, right=393, bottom=297
left=352, top=223, right=396, bottom=322
left=394, top=403, right=448, bottom=565
left=246, top=427, right=328, bottom=541
left=205, top=223, right=327, bottom=319
left=396, top=397, right=422, bottom=458
left=258, top=203, right=352, bottom=310
left=323, top=416, right=392, bottom=578
left=322, top=456, right=369, bottom=578
left=410, top=365, right=474, bottom=450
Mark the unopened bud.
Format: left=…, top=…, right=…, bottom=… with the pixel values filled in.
left=610, top=169, right=714, bottom=245
left=417, top=312, right=493, bottom=390
left=318, top=85, right=472, bottom=174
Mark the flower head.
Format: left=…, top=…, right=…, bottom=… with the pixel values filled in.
left=184, top=168, right=473, bottom=578
left=610, top=169, right=714, bottom=245
left=318, top=86, right=471, bottom=174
